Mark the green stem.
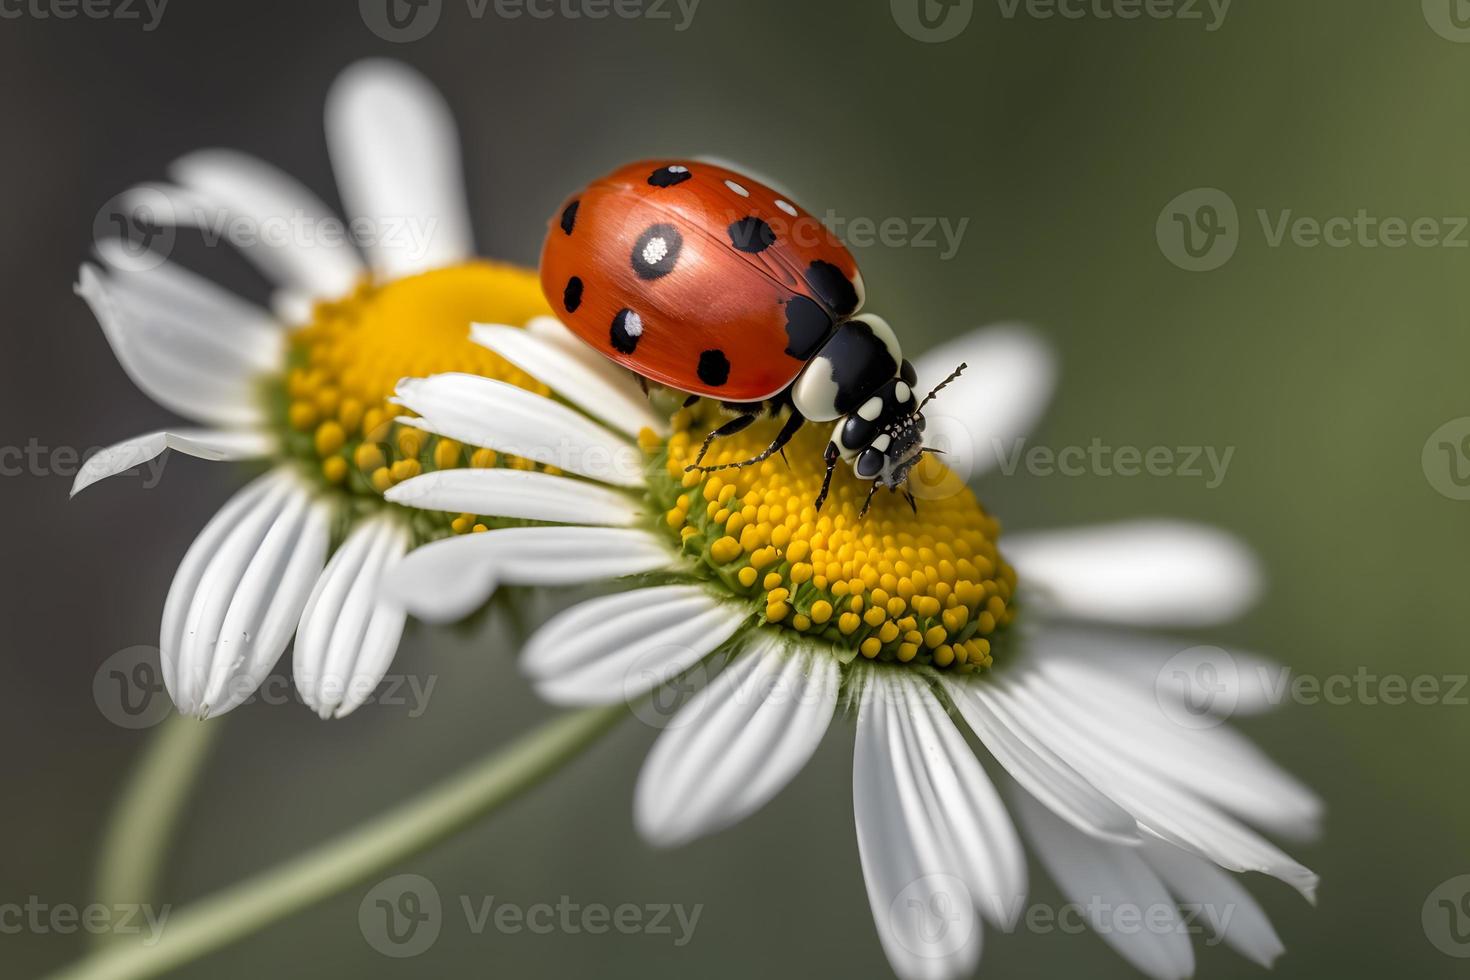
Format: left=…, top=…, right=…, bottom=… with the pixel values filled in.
left=45, top=705, right=625, bottom=980
left=92, top=716, right=222, bottom=944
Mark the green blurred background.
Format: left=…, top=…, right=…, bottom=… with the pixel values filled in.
left=3, top=0, right=1468, bottom=976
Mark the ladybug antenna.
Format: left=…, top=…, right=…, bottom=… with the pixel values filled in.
left=917, top=362, right=967, bottom=413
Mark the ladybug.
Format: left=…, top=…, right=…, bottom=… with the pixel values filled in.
left=539, top=160, right=965, bottom=514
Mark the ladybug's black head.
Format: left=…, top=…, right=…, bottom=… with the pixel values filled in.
left=863, top=362, right=967, bottom=486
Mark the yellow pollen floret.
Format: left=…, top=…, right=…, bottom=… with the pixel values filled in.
left=275, top=261, right=558, bottom=535
left=649, top=404, right=1017, bottom=671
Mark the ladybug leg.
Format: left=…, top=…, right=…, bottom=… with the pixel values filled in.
left=691, top=410, right=759, bottom=468
left=689, top=411, right=805, bottom=474
left=814, top=441, right=841, bottom=512
left=682, top=393, right=700, bottom=408
left=902, top=488, right=918, bottom=514
left=857, top=480, right=882, bottom=519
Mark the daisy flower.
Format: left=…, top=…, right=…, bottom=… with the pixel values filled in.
left=381, top=323, right=1321, bottom=979
left=72, top=60, right=565, bottom=719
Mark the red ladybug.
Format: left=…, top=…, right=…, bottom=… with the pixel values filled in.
left=539, top=160, right=964, bottom=513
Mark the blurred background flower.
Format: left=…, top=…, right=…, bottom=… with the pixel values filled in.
left=4, top=2, right=1469, bottom=979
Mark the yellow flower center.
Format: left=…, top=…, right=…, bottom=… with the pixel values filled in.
left=274, top=260, right=556, bottom=535
left=643, top=404, right=1017, bottom=671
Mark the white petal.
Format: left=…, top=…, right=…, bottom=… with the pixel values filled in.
left=394, top=374, right=644, bottom=487
left=1014, top=790, right=1196, bottom=980
left=325, top=59, right=473, bottom=278
left=271, top=289, right=316, bottom=327
left=1141, top=837, right=1285, bottom=968
left=912, top=324, right=1056, bottom=481
left=382, top=526, right=674, bottom=623
left=1032, top=650, right=1323, bottom=840
left=71, top=429, right=274, bottom=497
left=471, top=323, right=668, bottom=438
left=161, top=468, right=332, bottom=718
left=94, top=239, right=284, bottom=332
left=76, top=263, right=282, bottom=427
left=1008, top=520, right=1262, bottom=627
left=994, top=674, right=1319, bottom=900
left=520, top=585, right=748, bottom=706
left=943, top=676, right=1139, bottom=846
left=385, top=468, right=641, bottom=525
left=635, top=633, right=838, bottom=847
left=168, top=150, right=363, bottom=299
left=854, top=673, right=1000, bottom=980
left=1036, top=624, right=1285, bottom=717
left=293, top=514, right=411, bottom=719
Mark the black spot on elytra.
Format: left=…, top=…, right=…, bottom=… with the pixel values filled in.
left=728, top=216, right=775, bottom=253
left=647, top=165, right=692, bottom=188
left=563, top=276, right=583, bottom=313
left=559, top=200, right=579, bottom=235
left=697, top=349, right=730, bottom=387
left=782, top=295, right=831, bottom=360
left=804, top=260, right=860, bottom=316
left=611, top=309, right=642, bottom=354
left=631, top=224, right=683, bottom=280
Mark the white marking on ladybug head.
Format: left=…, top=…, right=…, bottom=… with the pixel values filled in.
left=895, top=380, right=911, bottom=403
left=775, top=199, right=798, bottom=217
left=641, top=237, right=670, bottom=267
left=851, top=312, right=902, bottom=365
left=724, top=179, right=750, bottom=197
left=858, top=395, right=884, bottom=422
left=872, top=433, right=892, bottom=454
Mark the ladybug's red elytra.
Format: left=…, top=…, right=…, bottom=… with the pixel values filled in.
left=539, top=159, right=965, bottom=514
